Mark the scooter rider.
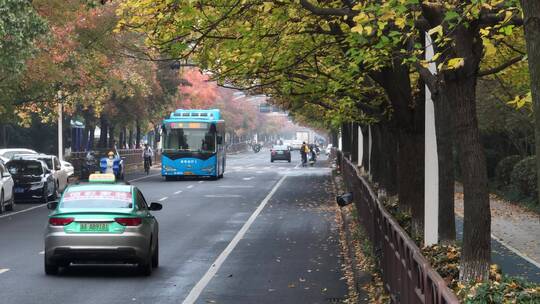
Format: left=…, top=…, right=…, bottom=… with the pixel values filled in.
left=105, top=151, right=115, bottom=174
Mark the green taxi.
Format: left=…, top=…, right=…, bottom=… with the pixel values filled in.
left=44, top=174, right=162, bottom=276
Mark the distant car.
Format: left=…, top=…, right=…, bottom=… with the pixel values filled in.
left=0, top=148, right=37, bottom=163
left=61, top=161, right=74, bottom=177
left=6, top=159, right=55, bottom=203
left=0, top=162, right=15, bottom=213
left=271, top=145, right=291, bottom=163
left=44, top=174, right=162, bottom=275
left=15, top=154, right=69, bottom=193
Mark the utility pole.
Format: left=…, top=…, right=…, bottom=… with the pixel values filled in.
left=424, top=32, right=439, bottom=245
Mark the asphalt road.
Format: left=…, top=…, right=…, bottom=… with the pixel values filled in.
left=0, top=150, right=347, bottom=304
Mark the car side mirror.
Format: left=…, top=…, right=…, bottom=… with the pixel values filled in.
left=149, top=202, right=163, bottom=211
left=47, top=201, right=59, bottom=210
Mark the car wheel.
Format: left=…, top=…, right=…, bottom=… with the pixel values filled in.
left=5, top=188, right=14, bottom=211
left=44, top=255, right=58, bottom=275
left=139, top=250, right=153, bottom=276
left=152, top=239, right=159, bottom=268
left=51, top=184, right=59, bottom=200
left=271, top=159, right=274, bottom=163
left=42, top=188, right=48, bottom=204
left=0, top=192, right=4, bottom=214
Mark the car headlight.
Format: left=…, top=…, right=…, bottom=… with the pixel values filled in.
left=30, top=181, right=45, bottom=190
left=164, top=165, right=175, bottom=171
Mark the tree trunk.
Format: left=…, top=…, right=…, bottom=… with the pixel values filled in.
left=433, top=92, right=456, bottom=244
left=98, top=115, right=108, bottom=149
left=89, top=126, right=95, bottom=150
left=128, top=127, right=134, bottom=149
left=521, top=0, right=540, bottom=207
left=108, top=123, right=116, bottom=149
left=398, top=129, right=425, bottom=237
left=136, top=120, right=141, bottom=149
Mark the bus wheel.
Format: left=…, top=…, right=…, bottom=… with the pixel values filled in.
left=218, top=174, right=224, bottom=179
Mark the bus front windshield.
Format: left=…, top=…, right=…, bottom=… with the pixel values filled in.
left=163, top=128, right=216, bottom=153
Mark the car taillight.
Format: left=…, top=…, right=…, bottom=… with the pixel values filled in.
left=115, top=217, right=142, bottom=226
left=271, top=150, right=276, bottom=154
left=49, top=217, right=74, bottom=226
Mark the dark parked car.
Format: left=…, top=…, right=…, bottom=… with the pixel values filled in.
left=6, top=159, right=56, bottom=203
left=270, top=145, right=291, bottom=163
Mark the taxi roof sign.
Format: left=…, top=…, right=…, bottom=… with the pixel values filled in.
left=88, top=173, right=116, bottom=184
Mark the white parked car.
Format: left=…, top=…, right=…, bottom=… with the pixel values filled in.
left=61, top=160, right=74, bottom=177
left=0, top=148, right=37, bottom=163
left=13, top=154, right=69, bottom=195
left=0, top=161, right=15, bottom=213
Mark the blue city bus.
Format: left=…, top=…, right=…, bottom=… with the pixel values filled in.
left=161, top=109, right=226, bottom=180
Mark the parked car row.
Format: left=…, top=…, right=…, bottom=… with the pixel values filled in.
left=0, top=148, right=75, bottom=211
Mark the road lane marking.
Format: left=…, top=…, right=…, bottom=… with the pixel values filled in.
left=174, top=190, right=183, bottom=194
left=158, top=197, right=168, bottom=202
left=491, top=233, right=540, bottom=268
left=198, top=181, right=204, bottom=184
left=218, top=186, right=254, bottom=189
left=39, top=251, right=44, bottom=255
left=204, top=194, right=243, bottom=198
left=242, top=177, right=254, bottom=181
left=182, top=175, right=287, bottom=304
left=128, top=173, right=161, bottom=183
left=0, top=204, right=47, bottom=219
left=187, top=185, right=194, bottom=189
left=0, top=269, right=10, bottom=274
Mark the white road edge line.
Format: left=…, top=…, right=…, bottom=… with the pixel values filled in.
left=0, top=268, right=10, bottom=274
left=182, top=175, right=287, bottom=304
left=491, top=233, right=540, bottom=268
left=158, top=197, right=168, bottom=202
left=0, top=204, right=47, bottom=219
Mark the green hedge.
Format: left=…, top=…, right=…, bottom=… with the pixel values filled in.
left=494, top=155, right=522, bottom=187
left=510, top=156, right=537, bottom=198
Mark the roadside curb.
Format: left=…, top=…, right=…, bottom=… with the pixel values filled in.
left=330, top=168, right=370, bottom=304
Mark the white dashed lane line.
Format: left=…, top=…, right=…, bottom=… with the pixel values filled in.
left=242, top=177, right=254, bottom=181
left=0, top=269, right=10, bottom=274
left=174, top=190, right=183, bottom=195
left=187, top=185, right=194, bottom=189
left=198, top=181, right=204, bottom=184
left=158, top=197, right=168, bottom=202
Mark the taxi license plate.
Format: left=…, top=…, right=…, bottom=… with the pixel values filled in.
left=80, top=223, right=109, bottom=232
left=277, top=151, right=284, bottom=154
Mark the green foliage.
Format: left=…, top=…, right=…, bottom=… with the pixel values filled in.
left=461, top=275, right=540, bottom=304
left=510, top=156, right=537, bottom=199
left=0, top=0, right=48, bottom=78
left=495, top=155, right=522, bottom=187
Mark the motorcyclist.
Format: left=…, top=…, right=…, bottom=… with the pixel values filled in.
left=105, top=151, right=115, bottom=174
left=142, top=144, right=154, bottom=167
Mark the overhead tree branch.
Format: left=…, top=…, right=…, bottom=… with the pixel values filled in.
left=478, top=55, right=524, bottom=77
left=299, top=0, right=352, bottom=17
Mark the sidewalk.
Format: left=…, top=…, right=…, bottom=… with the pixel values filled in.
left=455, top=189, right=540, bottom=283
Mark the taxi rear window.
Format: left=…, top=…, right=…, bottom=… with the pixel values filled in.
left=61, top=190, right=133, bottom=209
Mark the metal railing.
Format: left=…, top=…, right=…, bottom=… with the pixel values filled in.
left=337, top=151, right=459, bottom=304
